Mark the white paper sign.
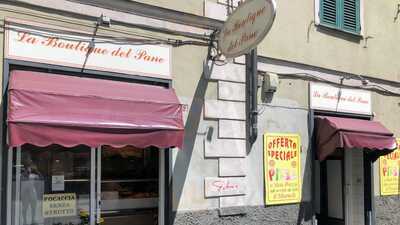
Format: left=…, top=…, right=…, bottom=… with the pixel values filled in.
left=52, top=175, right=65, bottom=191
left=6, top=23, right=171, bottom=79
left=43, top=193, right=76, bottom=218
left=310, top=82, right=372, bottom=115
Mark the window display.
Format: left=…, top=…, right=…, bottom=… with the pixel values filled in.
left=12, top=144, right=91, bottom=225
left=11, top=144, right=159, bottom=225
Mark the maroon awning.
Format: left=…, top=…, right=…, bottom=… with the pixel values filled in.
left=7, top=70, right=184, bottom=149
left=315, top=116, right=397, bottom=161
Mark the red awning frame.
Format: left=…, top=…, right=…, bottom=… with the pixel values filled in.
left=315, top=116, right=397, bottom=161
left=7, top=70, right=184, bottom=149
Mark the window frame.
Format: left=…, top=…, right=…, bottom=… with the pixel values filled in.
left=315, top=0, right=364, bottom=36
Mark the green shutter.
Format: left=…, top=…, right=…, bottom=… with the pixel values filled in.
left=320, top=0, right=339, bottom=27
left=341, top=0, right=361, bottom=33
left=320, top=0, right=361, bottom=34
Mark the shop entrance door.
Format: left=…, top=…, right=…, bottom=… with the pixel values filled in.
left=317, top=150, right=366, bottom=225
left=320, top=157, right=346, bottom=225
left=95, top=146, right=160, bottom=225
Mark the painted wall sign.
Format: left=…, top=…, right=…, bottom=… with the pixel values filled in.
left=204, top=177, right=246, bottom=197
left=310, top=82, right=372, bottom=115
left=264, top=133, right=301, bottom=205
left=380, top=138, right=400, bottom=196
left=218, top=0, right=276, bottom=58
left=5, top=21, right=171, bottom=79
left=42, top=193, right=77, bottom=218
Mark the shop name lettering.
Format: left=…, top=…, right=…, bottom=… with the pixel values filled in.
left=222, top=6, right=266, bottom=53
left=211, top=180, right=239, bottom=192
left=313, top=91, right=369, bottom=104
left=15, top=32, right=165, bottom=63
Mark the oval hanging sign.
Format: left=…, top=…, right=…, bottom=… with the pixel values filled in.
left=218, top=0, right=276, bottom=58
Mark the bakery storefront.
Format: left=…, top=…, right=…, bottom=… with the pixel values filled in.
left=310, top=83, right=397, bottom=225
left=3, top=20, right=183, bottom=225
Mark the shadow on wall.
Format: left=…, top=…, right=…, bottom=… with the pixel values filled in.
left=171, top=45, right=215, bottom=223
left=258, top=104, right=314, bottom=225
left=296, top=111, right=314, bottom=225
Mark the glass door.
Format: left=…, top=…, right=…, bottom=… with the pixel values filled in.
left=318, top=156, right=345, bottom=225
left=96, top=146, right=159, bottom=225
left=9, top=144, right=95, bottom=225
left=326, top=159, right=345, bottom=224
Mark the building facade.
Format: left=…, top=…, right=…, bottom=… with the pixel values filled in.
left=0, top=1, right=399, bottom=225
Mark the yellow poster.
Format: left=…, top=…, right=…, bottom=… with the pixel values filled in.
left=380, top=138, right=400, bottom=196
left=264, top=133, right=301, bottom=205
left=42, top=193, right=77, bottom=218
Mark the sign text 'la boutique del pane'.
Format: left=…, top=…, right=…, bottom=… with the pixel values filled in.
left=310, top=82, right=372, bottom=115
left=16, top=32, right=164, bottom=63
left=219, top=0, right=276, bottom=58
left=6, top=21, right=171, bottom=79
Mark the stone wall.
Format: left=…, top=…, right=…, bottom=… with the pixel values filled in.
left=173, top=204, right=313, bottom=225
left=375, top=196, right=400, bottom=225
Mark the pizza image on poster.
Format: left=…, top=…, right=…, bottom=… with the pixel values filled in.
left=264, top=133, right=302, bottom=205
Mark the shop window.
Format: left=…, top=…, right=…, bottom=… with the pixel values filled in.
left=11, top=144, right=92, bottom=225
left=319, top=0, right=361, bottom=35
left=10, top=144, right=160, bottom=225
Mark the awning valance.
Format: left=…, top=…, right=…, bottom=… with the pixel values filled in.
left=7, top=70, right=184, bottom=149
left=315, top=116, right=397, bottom=161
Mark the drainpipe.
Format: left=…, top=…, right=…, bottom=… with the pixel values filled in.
left=246, top=48, right=258, bottom=144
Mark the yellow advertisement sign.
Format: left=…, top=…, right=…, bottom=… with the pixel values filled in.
left=380, top=138, right=400, bottom=196
left=264, top=133, right=301, bottom=205
left=42, top=193, right=77, bottom=218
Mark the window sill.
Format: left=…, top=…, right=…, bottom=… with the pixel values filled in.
left=317, top=23, right=363, bottom=39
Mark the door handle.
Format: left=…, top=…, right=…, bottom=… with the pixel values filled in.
left=345, top=184, right=350, bottom=196
left=96, top=200, right=102, bottom=224
left=367, top=210, right=372, bottom=225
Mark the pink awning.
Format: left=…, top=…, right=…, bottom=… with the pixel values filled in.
left=315, top=116, right=397, bottom=161
left=7, top=70, right=184, bottom=149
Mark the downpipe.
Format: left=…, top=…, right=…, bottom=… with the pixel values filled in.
left=246, top=49, right=258, bottom=144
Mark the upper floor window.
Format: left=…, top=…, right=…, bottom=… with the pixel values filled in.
left=319, top=0, right=361, bottom=35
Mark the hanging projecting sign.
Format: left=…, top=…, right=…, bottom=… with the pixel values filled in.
left=264, top=133, right=301, bottom=205
left=5, top=19, right=171, bottom=79
left=218, top=0, right=276, bottom=58
left=310, top=82, right=372, bottom=115
left=380, top=138, right=400, bottom=196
